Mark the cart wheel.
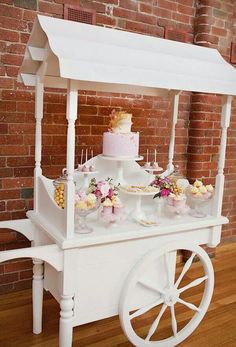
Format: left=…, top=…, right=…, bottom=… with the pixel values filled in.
left=119, top=242, right=214, bottom=347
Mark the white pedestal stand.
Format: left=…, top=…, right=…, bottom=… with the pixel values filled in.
left=120, top=189, right=157, bottom=221
left=74, top=171, right=98, bottom=190
left=98, top=155, right=143, bottom=185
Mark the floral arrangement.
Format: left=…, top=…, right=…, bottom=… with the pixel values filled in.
left=88, top=178, right=120, bottom=204
left=75, top=192, right=97, bottom=210
left=150, top=176, right=174, bottom=199
left=189, top=180, right=214, bottom=199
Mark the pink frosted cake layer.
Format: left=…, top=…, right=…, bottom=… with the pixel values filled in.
left=102, top=132, right=139, bottom=157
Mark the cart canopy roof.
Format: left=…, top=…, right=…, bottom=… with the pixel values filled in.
left=19, top=15, right=236, bottom=96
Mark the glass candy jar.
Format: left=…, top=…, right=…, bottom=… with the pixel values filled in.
left=53, top=168, right=67, bottom=209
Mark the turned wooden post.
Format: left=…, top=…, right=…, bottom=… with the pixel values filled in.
left=212, top=95, right=232, bottom=217
left=34, top=76, right=44, bottom=212
left=65, top=80, right=78, bottom=239
left=59, top=294, right=74, bottom=347
left=32, top=258, right=44, bottom=334
left=167, top=91, right=180, bottom=173
left=208, top=95, right=232, bottom=248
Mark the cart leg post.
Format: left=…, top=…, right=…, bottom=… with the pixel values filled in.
left=59, top=294, right=74, bottom=347
left=32, top=258, right=44, bottom=334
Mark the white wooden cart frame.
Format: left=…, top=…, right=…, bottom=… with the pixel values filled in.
left=0, top=15, right=236, bottom=347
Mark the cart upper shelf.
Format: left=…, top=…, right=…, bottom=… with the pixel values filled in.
left=19, top=15, right=236, bottom=96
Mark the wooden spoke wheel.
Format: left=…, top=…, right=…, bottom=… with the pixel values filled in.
left=119, top=242, right=214, bottom=347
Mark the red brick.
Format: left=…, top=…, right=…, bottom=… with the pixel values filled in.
left=19, top=269, right=33, bottom=280
left=5, top=66, right=19, bottom=77
left=200, top=0, right=221, bottom=8
left=87, top=96, right=111, bottom=106
left=178, top=4, right=195, bottom=16
left=0, top=16, right=28, bottom=32
left=23, top=9, right=37, bottom=21
left=14, top=167, right=34, bottom=177
left=212, top=26, right=228, bottom=36
left=0, top=190, right=20, bottom=200
left=119, top=0, right=138, bottom=11
left=136, top=12, right=156, bottom=25
left=158, top=0, right=177, bottom=11
left=96, top=14, right=116, bottom=27
left=0, top=212, right=11, bottom=221
left=0, top=77, right=14, bottom=89
left=38, top=1, right=63, bottom=15
left=139, top=3, right=152, bottom=14
left=2, top=178, right=33, bottom=189
left=20, top=32, right=29, bottom=43
left=0, top=101, right=16, bottom=112
left=0, top=168, right=13, bottom=177
left=197, top=6, right=213, bottom=16
left=153, top=7, right=172, bottom=19
left=79, top=1, right=106, bottom=13
left=172, top=12, right=191, bottom=24
left=0, top=273, right=18, bottom=284
left=113, top=7, right=136, bottom=21
left=4, top=259, right=32, bottom=273
left=125, top=20, right=148, bottom=34
left=7, top=156, right=34, bottom=167
left=6, top=43, right=26, bottom=55
left=9, top=124, right=35, bottom=134
left=0, top=4, right=22, bottom=19
left=195, top=33, right=219, bottom=44
left=0, top=146, right=29, bottom=156
left=0, top=201, right=5, bottom=211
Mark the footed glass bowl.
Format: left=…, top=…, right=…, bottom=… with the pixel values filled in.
left=187, top=192, right=213, bottom=218
left=75, top=200, right=100, bottom=234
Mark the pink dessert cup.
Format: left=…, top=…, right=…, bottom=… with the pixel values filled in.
left=113, top=205, right=125, bottom=216
left=102, top=206, right=113, bottom=216
left=167, top=196, right=174, bottom=206
left=173, top=199, right=186, bottom=209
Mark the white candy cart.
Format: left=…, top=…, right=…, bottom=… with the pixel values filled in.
left=1, top=15, right=236, bottom=347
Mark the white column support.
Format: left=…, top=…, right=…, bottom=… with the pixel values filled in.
left=167, top=91, right=180, bottom=172
left=59, top=294, right=74, bottom=347
left=32, top=258, right=44, bottom=334
left=34, top=76, right=44, bottom=212
left=65, top=80, right=78, bottom=239
left=212, top=95, right=232, bottom=217
left=161, top=91, right=180, bottom=178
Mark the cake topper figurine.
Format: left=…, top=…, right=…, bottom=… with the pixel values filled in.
left=109, top=109, right=133, bottom=133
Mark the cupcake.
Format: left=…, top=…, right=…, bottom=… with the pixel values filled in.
left=102, top=198, right=113, bottom=215
left=172, top=193, right=187, bottom=209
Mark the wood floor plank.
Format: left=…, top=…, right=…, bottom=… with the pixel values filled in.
left=0, top=245, right=236, bottom=346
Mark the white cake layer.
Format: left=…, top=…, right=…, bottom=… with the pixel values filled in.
left=102, top=132, right=139, bottom=157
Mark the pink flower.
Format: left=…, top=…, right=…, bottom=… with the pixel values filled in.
left=108, top=188, right=113, bottom=199
left=97, top=181, right=110, bottom=197
left=160, top=189, right=170, bottom=197
left=94, top=188, right=102, bottom=198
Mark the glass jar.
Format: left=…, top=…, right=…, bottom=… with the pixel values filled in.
left=53, top=168, right=67, bottom=209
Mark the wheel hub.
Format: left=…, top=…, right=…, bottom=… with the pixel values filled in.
left=162, top=288, right=179, bottom=306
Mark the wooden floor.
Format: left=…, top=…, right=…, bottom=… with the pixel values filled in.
left=0, top=243, right=236, bottom=347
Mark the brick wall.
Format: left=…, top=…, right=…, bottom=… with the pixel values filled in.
left=0, top=0, right=235, bottom=293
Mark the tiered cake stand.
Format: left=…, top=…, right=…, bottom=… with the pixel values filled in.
left=119, top=188, right=157, bottom=220
left=98, top=155, right=143, bottom=185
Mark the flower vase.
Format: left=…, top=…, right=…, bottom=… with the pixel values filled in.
left=155, top=198, right=165, bottom=216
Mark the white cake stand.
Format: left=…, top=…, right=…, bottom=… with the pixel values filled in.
left=98, top=155, right=143, bottom=185
left=119, top=187, right=158, bottom=220
left=141, top=166, right=163, bottom=173
left=74, top=170, right=99, bottom=190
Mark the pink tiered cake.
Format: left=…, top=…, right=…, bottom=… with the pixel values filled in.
left=102, top=111, right=139, bottom=158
